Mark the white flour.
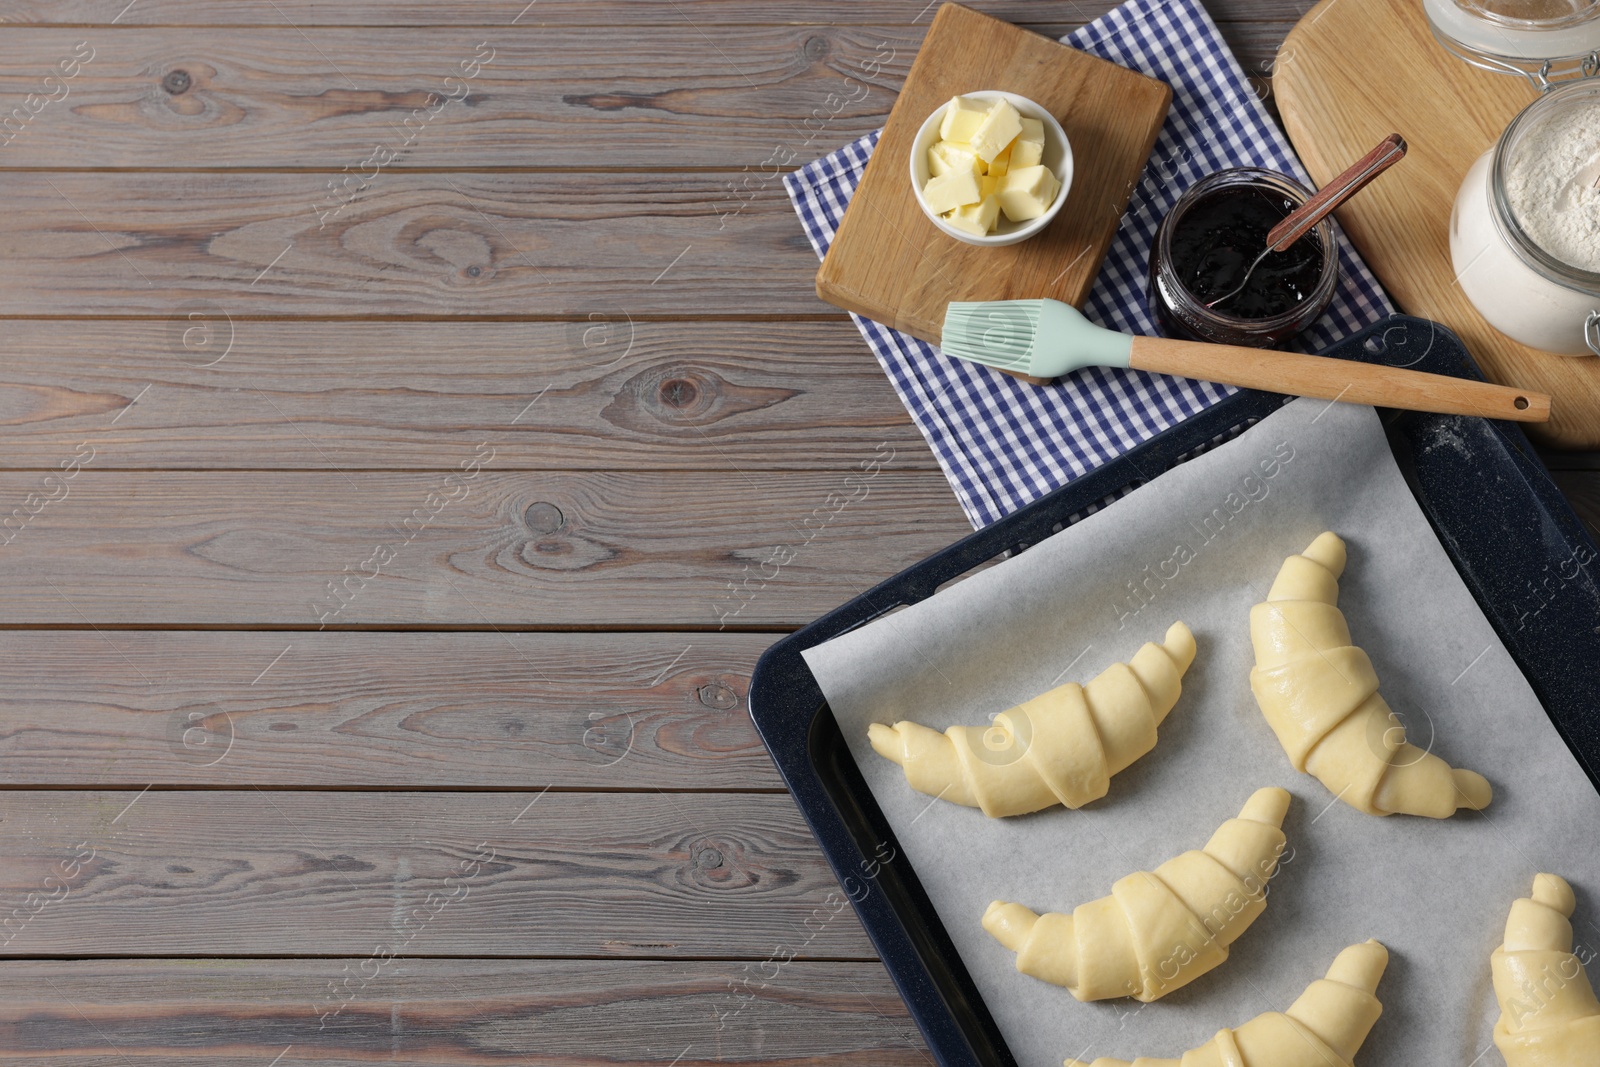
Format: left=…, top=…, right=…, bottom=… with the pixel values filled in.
left=1504, top=101, right=1600, bottom=273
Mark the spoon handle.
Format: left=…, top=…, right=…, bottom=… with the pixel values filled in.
left=1266, top=133, right=1407, bottom=252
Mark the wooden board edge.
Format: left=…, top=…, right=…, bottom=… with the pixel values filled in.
left=818, top=265, right=1051, bottom=384
left=1269, top=4, right=1338, bottom=154
left=812, top=4, right=960, bottom=327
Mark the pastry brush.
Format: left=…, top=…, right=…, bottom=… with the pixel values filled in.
left=940, top=298, right=1550, bottom=423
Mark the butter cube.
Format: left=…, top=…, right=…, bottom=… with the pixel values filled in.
left=1012, top=118, right=1046, bottom=167
left=980, top=173, right=1000, bottom=199
left=988, top=142, right=1013, bottom=178
left=946, top=194, right=1000, bottom=236
left=939, top=96, right=989, bottom=143
left=997, top=164, right=1060, bottom=222
left=928, top=140, right=981, bottom=179
left=923, top=167, right=983, bottom=215
left=969, top=98, right=1023, bottom=164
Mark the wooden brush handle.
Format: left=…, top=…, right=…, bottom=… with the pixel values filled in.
left=1128, top=336, right=1551, bottom=422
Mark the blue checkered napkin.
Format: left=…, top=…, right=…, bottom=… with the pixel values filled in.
left=785, top=0, right=1395, bottom=529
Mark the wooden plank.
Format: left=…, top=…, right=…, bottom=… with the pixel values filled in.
left=0, top=321, right=932, bottom=471
left=0, top=27, right=914, bottom=169
left=0, top=22, right=1297, bottom=170
left=815, top=3, right=1170, bottom=349
left=0, top=1, right=1309, bottom=27
left=0, top=791, right=878, bottom=958
left=0, top=171, right=828, bottom=316
left=0, top=631, right=781, bottom=789
left=0, top=470, right=969, bottom=626
left=0, top=958, right=927, bottom=1064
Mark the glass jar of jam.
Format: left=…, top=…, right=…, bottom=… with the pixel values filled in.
left=1147, top=168, right=1339, bottom=349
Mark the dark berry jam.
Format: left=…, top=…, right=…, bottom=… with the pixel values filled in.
left=1169, top=186, right=1325, bottom=318
left=1148, top=168, right=1337, bottom=348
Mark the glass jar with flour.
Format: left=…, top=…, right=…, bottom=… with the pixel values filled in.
left=1450, top=78, right=1600, bottom=356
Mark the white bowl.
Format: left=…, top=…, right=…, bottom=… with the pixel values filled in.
left=909, top=90, right=1073, bottom=247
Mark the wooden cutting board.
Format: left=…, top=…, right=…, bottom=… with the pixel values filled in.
left=1275, top=0, right=1600, bottom=449
left=815, top=3, right=1171, bottom=357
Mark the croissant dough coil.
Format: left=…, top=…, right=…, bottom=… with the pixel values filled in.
left=1492, top=873, right=1600, bottom=1066
left=1249, top=532, right=1491, bottom=818
left=984, top=787, right=1290, bottom=1002
left=869, top=622, right=1195, bottom=818
left=1067, top=940, right=1388, bottom=1067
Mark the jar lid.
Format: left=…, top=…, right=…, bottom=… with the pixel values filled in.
left=1425, top=0, right=1600, bottom=84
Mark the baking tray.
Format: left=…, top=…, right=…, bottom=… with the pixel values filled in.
left=746, top=314, right=1600, bottom=1067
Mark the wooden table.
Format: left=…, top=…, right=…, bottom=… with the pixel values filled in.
left=0, top=2, right=1593, bottom=1063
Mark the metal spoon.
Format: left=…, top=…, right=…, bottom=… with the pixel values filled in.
left=1206, top=133, right=1408, bottom=310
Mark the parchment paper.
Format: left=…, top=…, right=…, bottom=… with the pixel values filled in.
left=803, top=398, right=1600, bottom=1067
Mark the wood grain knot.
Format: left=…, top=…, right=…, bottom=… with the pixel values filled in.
left=296, top=853, right=376, bottom=874
left=683, top=838, right=753, bottom=890
left=76, top=63, right=225, bottom=121
left=804, top=35, right=830, bottom=60
left=561, top=91, right=667, bottom=112
left=609, top=364, right=721, bottom=426
left=524, top=502, right=564, bottom=534
left=658, top=378, right=697, bottom=408
left=639, top=367, right=715, bottom=419
left=604, top=362, right=794, bottom=432
left=697, top=683, right=738, bottom=711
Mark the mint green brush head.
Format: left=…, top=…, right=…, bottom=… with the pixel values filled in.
left=940, top=298, right=1133, bottom=378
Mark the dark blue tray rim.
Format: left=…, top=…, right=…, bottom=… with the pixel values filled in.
left=745, top=315, right=1600, bottom=1067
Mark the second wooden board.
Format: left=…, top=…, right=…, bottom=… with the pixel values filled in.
left=816, top=3, right=1171, bottom=351
left=1275, top=0, right=1600, bottom=449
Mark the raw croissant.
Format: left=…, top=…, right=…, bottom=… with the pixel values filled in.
left=983, top=786, right=1290, bottom=1002
left=1249, top=532, right=1492, bottom=818
left=1492, top=873, right=1600, bottom=1066
left=868, top=622, right=1195, bottom=818
left=1067, top=940, right=1389, bottom=1067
